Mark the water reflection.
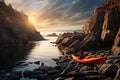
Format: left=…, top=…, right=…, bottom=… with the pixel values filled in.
left=0, top=43, right=36, bottom=70
left=0, top=37, right=62, bottom=71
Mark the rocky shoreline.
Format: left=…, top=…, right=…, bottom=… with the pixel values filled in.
left=54, top=0, right=120, bottom=55
left=0, top=0, right=119, bottom=80
left=0, top=50, right=120, bottom=80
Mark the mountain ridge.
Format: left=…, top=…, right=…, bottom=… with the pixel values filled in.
left=0, top=1, right=44, bottom=44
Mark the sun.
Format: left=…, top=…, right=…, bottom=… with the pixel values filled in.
left=29, top=18, right=37, bottom=25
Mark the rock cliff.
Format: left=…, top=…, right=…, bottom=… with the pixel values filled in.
left=56, top=0, right=120, bottom=54
left=112, top=28, right=120, bottom=55
left=0, top=1, right=44, bottom=44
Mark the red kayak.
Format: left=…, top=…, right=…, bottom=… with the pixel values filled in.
left=72, top=55, right=107, bottom=64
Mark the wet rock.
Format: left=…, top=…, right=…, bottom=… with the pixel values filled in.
left=108, top=55, right=120, bottom=59
left=55, top=77, right=65, bottom=80
left=55, top=34, right=64, bottom=44
left=84, top=75, right=101, bottom=80
left=114, top=69, right=120, bottom=80
left=10, top=74, right=21, bottom=80
left=37, top=73, right=48, bottom=80
left=10, top=71, right=22, bottom=78
left=28, top=62, right=33, bottom=64
left=81, top=70, right=99, bottom=76
left=84, top=75, right=112, bottom=80
left=105, top=59, right=113, bottom=64
left=34, top=61, right=40, bottom=65
left=99, top=64, right=118, bottom=78
left=48, top=70, right=59, bottom=75
left=38, top=66, right=54, bottom=73
left=23, top=70, right=33, bottom=78
left=60, top=64, right=74, bottom=76
left=66, top=71, right=83, bottom=77
left=41, top=63, right=44, bottom=66
left=113, top=59, right=120, bottom=64
left=80, top=65, right=95, bottom=72
left=63, top=48, right=75, bottom=54
left=54, top=65, right=63, bottom=71
left=46, top=33, right=57, bottom=37
left=33, top=69, right=43, bottom=75
left=16, top=61, right=24, bottom=65
left=65, top=77, right=76, bottom=80
left=22, top=63, right=29, bottom=66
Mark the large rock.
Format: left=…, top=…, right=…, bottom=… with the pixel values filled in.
left=99, top=64, right=119, bottom=78
left=112, top=28, right=120, bottom=55
left=56, top=0, right=120, bottom=52
left=82, top=0, right=120, bottom=50
left=101, top=0, right=120, bottom=47
left=0, top=1, right=44, bottom=44
left=114, top=69, right=120, bottom=80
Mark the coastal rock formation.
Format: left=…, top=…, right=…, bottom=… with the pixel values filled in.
left=46, top=33, right=57, bottom=37
left=56, top=0, right=120, bottom=54
left=0, top=1, right=44, bottom=44
left=112, top=28, right=120, bottom=55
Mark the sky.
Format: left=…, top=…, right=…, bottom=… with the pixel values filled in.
left=5, top=0, right=105, bottom=31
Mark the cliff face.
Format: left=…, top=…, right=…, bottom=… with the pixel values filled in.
left=56, top=0, right=120, bottom=54
left=82, top=0, right=120, bottom=48
left=0, top=1, right=44, bottom=44
left=112, top=28, right=120, bottom=55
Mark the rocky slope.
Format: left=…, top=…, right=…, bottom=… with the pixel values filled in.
left=56, top=0, right=120, bottom=54
left=0, top=1, right=44, bottom=44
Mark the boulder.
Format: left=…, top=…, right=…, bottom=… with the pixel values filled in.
left=80, top=65, right=95, bottom=72
left=60, top=64, right=74, bottom=76
left=66, top=71, right=83, bottom=77
left=65, top=77, right=76, bottom=80
left=113, top=59, right=120, bottom=64
left=55, top=77, right=64, bottom=80
left=34, top=61, right=40, bottom=65
left=108, top=55, right=120, bottom=59
left=114, top=69, right=120, bottom=80
left=84, top=75, right=101, bottom=80
left=23, top=70, right=33, bottom=78
left=81, top=70, right=99, bottom=76
left=46, top=33, right=57, bottom=37
left=37, top=73, right=48, bottom=80
left=99, top=64, right=118, bottom=78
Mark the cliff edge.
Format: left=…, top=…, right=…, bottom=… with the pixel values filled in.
left=56, top=0, right=120, bottom=55
left=0, top=1, right=44, bottom=44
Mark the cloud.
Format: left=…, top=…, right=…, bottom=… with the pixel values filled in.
left=5, top=0, right=105, bottom=30
left=5, top=0, right=19, bottom=3
left=36, top=0, right=105, bottom=28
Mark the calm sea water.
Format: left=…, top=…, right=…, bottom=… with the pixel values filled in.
left=0, top=37, right=62, bottom=71
left=13, top=37, right=62, bottom=71
left=0, top=30, right=79, bottom=71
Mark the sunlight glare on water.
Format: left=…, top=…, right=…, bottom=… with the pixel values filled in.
left=13, top=37, right=62, bottom=71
